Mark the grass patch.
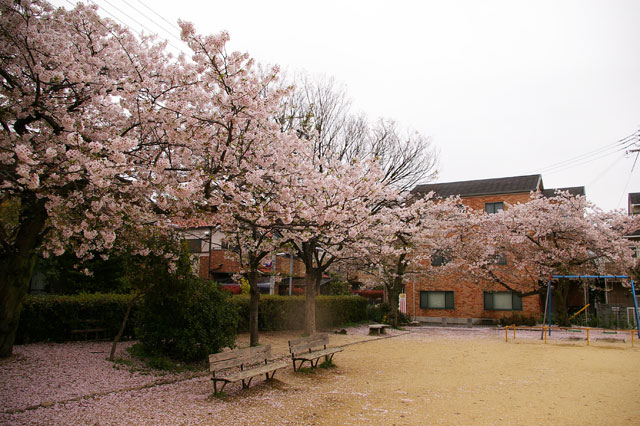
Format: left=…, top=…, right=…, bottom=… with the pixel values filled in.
left=296, top=366, right=317, bottom=374
left=210, top=391, right=228, bottom=399
left=112, top=357, right=135, bottom=370
left=318, top=358, right=336, bottom=369
left=124, top=343, right=206, bottom=373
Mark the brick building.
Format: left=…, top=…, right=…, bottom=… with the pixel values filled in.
left=180, top=225, right=306, bottom=294
left=406, top=174, right=585, bottom=325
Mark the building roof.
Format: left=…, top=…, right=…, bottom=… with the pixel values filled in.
left=412, top=174, right=543, bottom=198
left=541, top=187, right=586, bottom=198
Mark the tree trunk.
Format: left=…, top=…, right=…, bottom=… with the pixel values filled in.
left=386, top=256, right=407, bottom=329
left=387, top=275, right=404, bottom=328
left=303, top=272, right=318, bottom=335
left=555, top=279, right=570, bottom=327
left=247, top=269, right=260, bottom=346
left=109, top=292, right=143, bottom=361
left=0, top=196, right=46, bottom=358
left=0, top=252, right=37, bottom=357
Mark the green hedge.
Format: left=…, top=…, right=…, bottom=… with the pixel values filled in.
left=15, top=293, right=138, bottom=344
left=16, top=293, right=368, bottom=344
left=232, top=295, right=368, bottom=332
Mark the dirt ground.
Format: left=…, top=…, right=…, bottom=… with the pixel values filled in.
left=2, top=325, right=640, bottom=425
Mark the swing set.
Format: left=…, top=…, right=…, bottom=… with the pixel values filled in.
left=541, top=275, right=640, bottom=339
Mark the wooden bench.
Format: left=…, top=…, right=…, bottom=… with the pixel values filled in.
left=70, top=320, right=108, bottom=340
left=368, top=324, right=391, bottom=335
left=288, top=333, right=343, bottom=371
left=208, top=345, right=288, bottom=394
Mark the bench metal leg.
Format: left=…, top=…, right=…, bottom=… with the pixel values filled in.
left=212, top=378, right=228, bottom=394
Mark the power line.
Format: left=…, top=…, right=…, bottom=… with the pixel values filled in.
left=585, top=151, right=626, bottom=188
left=120, top=0, right=185, bottom=45
left=133, top=0, right=182, bottom=32
left=536, top=131, right=637, bottom=173
left=617, top=158, right=637, bottom=209
left=62, top=0, right=190, bottom=56
left=94, top=0, right=188, bottom=54
left=533, top=130, right=639, bottom=175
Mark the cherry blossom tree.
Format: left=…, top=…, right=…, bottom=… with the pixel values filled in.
left=439, top=192, right=640, bottom=325
left=361, top=194, right=464, bottom=327
left=276, top=75, right=439, bottom=334
left=0, top=0, right=198, bottom=357
left=279, top=159, right=396, bottom=334
left=176, top=22, right=320, bottom=346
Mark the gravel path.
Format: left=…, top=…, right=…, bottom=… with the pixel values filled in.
left=1, top=325, right=638, bottom=425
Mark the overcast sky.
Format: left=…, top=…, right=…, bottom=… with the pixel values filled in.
left=58, top=0, right=640, bottom=211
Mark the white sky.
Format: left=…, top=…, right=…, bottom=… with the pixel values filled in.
left=57, top=0, right=640, bottom=211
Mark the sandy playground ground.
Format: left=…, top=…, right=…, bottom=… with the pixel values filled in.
left=1, top=325, right=639, bottom=425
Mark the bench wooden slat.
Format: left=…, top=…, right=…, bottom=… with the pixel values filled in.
left=208, top=345, right=286, bottom=394
left=209, top=353, right=272, bottom=372
left=209, top=345, right=270, bottom=363
left=288, top=333, right=343, bottom=371
left=288, top=333, right=328, bottom=349
left=223, top=361, right=289, bottom=382
left=292, top=347, right=343, bottom=361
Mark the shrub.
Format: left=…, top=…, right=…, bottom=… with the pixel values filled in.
left=316, top=295, right=368, bottom=327
left=352, top=289, right=383, bottom=303
left=221, top=284, right=242, bottom=294
left=136, top=278, right=238, bottom=362
left=322, top=274, right=351, bottom=296
left=232, top=295, right=368, bottom=332
left=498, top=313, right=538, bottom=327
left=16, top=293, right=137, bottom=344
left=366, top=303, right=389, bottom=324
left=232, top=295, right=305, bottom=331
left=16, top=292, right=367, bottom=346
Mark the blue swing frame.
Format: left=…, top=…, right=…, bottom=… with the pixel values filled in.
left=545, top=275, right=639, bottom=338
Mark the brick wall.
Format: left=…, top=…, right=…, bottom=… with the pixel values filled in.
left=198, top=250, right=241, bottom=278
left=406, top=190, right=543, bottom=323
left=460, top=192, right=532, bottom=211
left=197, top=250, right=306, bottom=279
left=406, top=272, right=542, bottom=322
left=274, top=254, right=306, bottom=278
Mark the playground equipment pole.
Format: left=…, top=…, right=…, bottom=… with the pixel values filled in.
left=547, top=280, right=552, bottom=336
left=540, top=280, right=550, bottom=340
left=631, top=279, right=640, bottom=339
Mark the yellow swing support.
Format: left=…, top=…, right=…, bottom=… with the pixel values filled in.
left=568, top=304, right=590, bottom=321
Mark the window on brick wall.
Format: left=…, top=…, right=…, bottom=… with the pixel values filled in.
left=485, top=202, right=504, bottom=214
left=185, top=238, right=201, bottom=253
left=483, top=291, right=522, bottom=311
left=430, top=251, right=450, bottom=267
left=420, top=291, right=454, bottom=309
left=492, top=253, right=508, bottom=265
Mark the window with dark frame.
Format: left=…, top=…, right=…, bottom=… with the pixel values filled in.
left=185, top=238, right=202, bottom=253
left=420, top=291, right=455, bottom=309
left=493, top=254, right=507, bottom=265
left=483, top=291, right=522, bottom=311
left=485, top=202, right=504, bottom=214
left=430, top=251, right=449, bottom=267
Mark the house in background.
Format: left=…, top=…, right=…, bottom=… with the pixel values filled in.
left=596, top=192, right=640, bottom=327
left=406, top=174, right=585, bottom=325
left=180, top=224, right=306, bottom=294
